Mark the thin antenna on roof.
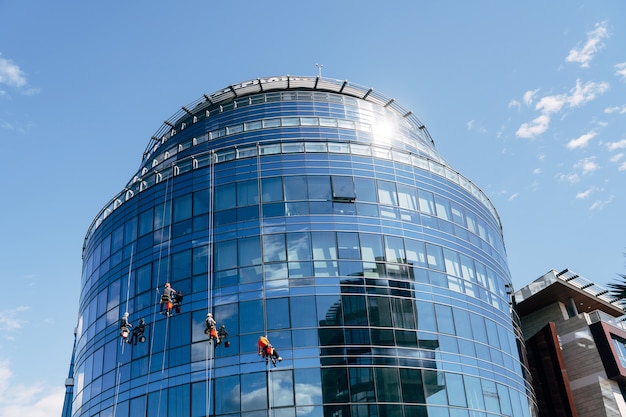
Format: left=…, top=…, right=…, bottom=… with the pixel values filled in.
left=316, top=63, right=323, bottom=77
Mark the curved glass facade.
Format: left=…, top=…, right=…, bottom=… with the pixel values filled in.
left=69, top=76, right=537, bottom=417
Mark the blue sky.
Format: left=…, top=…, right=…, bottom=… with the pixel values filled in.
left=1, top=1, right=625, bottom=415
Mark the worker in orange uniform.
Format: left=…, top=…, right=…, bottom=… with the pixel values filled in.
left=257, top=335, right=282, bottom=366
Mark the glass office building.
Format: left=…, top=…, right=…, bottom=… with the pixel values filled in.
left=66, top=76, right=537, bottom=417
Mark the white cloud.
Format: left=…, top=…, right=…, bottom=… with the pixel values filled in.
left=516, top=114, right=550, bottom=139
left=576, top=188, right=593, bottom=199
left=565, top=21, right=609, bottom=68
left=467, top=119, right=486, bottom=133
left=567, top=79, right=609, bottom=107
left=566, top=131, right=597, bottom=150
left=508, top=99, right=521, bottom=110
left=508, top=192, right=519, bottom=201
left=532, top=168, right=541, bottom=174
left=0, top=307, right=28, bottom=333
left=606, top=139, right=626, bottom=151
left=615, top=62, right=626, bottom=81
left=619, top=161, right=626, bottom=171
left=523, top=89, right=539, bottom=106
left=604, top=105, right=626, bottom=114
left=515, top=80, right=608, bottom=139
left=609, top=153, right=624, bottom=163
left=557, top=173, right=580, bottom=183
left=574, top=157, right=599, bottom=175
left=589, top=195, right=614, bottom=211
left=0, top=54, right=27, bottom=88
left=0, top=361, right=64, bottom=417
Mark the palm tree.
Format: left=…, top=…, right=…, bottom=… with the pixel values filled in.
left=608, top=273, right=626, bottom=300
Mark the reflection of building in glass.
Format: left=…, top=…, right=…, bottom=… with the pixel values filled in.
left=515, top=268, right=626, bottom=416
left=63, top=76, right=537, bottom=417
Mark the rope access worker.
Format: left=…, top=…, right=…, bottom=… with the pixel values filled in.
left=130, top=318, right=147, bottom=345
left=173, top=290, right=183, bottom=314
left=120, top=312, right=132, bottom=342
left=205, top=313, right=220, bottom=344
left=258, top=335, right=282, bottom=366
left=160, top=283, right=176, bottom=317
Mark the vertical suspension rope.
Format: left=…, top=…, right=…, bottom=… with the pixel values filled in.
left=142, top=174, right=174, bottom=416
left=256, top=143, right=274, bottom=412
left=206, top=150, right=216, bottom=416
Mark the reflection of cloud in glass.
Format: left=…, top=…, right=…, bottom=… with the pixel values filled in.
left=240, top=384, right=267, bottom=411
left=295, top=383, right=323, bottom=415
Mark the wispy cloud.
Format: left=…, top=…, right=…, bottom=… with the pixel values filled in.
left=565, top=21, right=609, bottom=68
left=615, top=62, right=626, bottom=81
left=609, top=153, right=624, bottom=163
left=574, top=157, right=599, bottom=175
left=508, top=192, right=519, bottom=201
left=567, top=131, right=597, bottom=150
left=0, top=53, right=38, bottom=97
left=557, top=172, right=580, bottom=183
left=0, top=307, right=28, bottom=334
left=466, top=119, right=486, bottom=133
left=0, top=361, right=64, bottom=417
left=604, top=105, right=626, bottom=114
left=576, top=188, right=593, bottom=199
left=532, top=168, right=541, bottom=174
left=606, top=139, right=626, bottom=151
left=589, top=195, right=614, bottom=211
left=516, top=80, right=609, bottom=139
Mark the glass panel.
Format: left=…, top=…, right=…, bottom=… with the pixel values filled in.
left=215, top=183, right=236, bottom=210
left=443, top=249, right=461, bottom=277
left=284, top=176, right=308, bottom=200
left=321, top=367, right=349, bottom=403
left=295, top=368, right=322, bottom=406
left=377, top=180, right=398, bottom=206
left=417, top=190, right=435, bottom=215
left=425, top=244, right=444, bottom=271
left=291, top=296, right=317, bottom=328
left=397, top=184, right=417, bottom=210
left=240, top=300, right=264, bottom=334
left=354, top=177, right=378, bottom=202
left=173, top=194, right=192, bottom=222
left=262, top=177, right=284, bottom=202
left=331, top=176, right=356, bottom=201
left=375, top=367, right=400, bottom=402
left=271, top=369, right=295, bottom=407
left=267, top=298, right=290, bottom=330
left=215, top=240, right=237, bottom=270
left=434, top=196, right=451, bottom=221
left=350, top=367, right=375, bottom=402
left=400, top=369, right=425, bottom=403
left=337, top=232, right=360, bottom=259
left=239, top=236, right=262, bottom=267
left=287, top=232, right=312, bottom=261
left=216, top=375, right=241, bottom=414
left=385, top=236, right=405, bottom=263
left=241, top=372, right=267, bottom=411
left=360, top=233, right=383, bottom=262
left=238, top=179, right=259, bottom=206
left=308, top=176, right=331, bottom=200
left=368, top=295, right=393, bottom=327
left=264, top=234, right=287, bottom=262
left=435, top=304, right=455, bottom=335
left=312, top=232, right=336, bottom=260
left=405, top=239, right=427, bottom=268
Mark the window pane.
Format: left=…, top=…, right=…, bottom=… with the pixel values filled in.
left=287, top=232, right=312, bottom=261
left=237, top=180, right=259, bottom=206
left=400, top=369, right=425, bottom=403
left=377, top=181, right=398, bottom=206
left=295, top=368, right=322, bottom=406
left=385, top=236, right=405, bottom=263
left=312, top=232, right=337, bottom=260
left=267, top=298, right=290, bottom=330
left=215, top=240, right=237, bottom=270
left=271, top=369, right=295, bottom=407
left=337, top=232, right=360, bottom=259
left=239, top=236, right=261, bottom=267
left=173, top=194, right=192, bottom=222
left=425, top=244, right=444, bottom=271
left=405, top=239, right=427, bottom=267
left=434, top=196, right=451, bottom=221
left=241, top=372, right=267, bottom=411
left=331, top=176, right=356, bottom=201
left=239, top=300, right=264, bottom=334
left=215, top=375, right=240, bottom=414
left=291, top=296, right=317, bottom=328
left=417, top=190, right=435, bottom=215
left=215, top=184, right=236, bottom=210
left=359, top=233, right=383, bottom=262
left=264, top=234, right=287, bottom=262
left=261, top=177, right=283, bottom=202
left=354, top=177, right=377, bottom=202
left=284, top=176, right=308, bottom=200
left=397, top=184, right=417, bottom=210
left=443, top=249, right=461, bottom=277
left=308, top=176, right=331, bottom=200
